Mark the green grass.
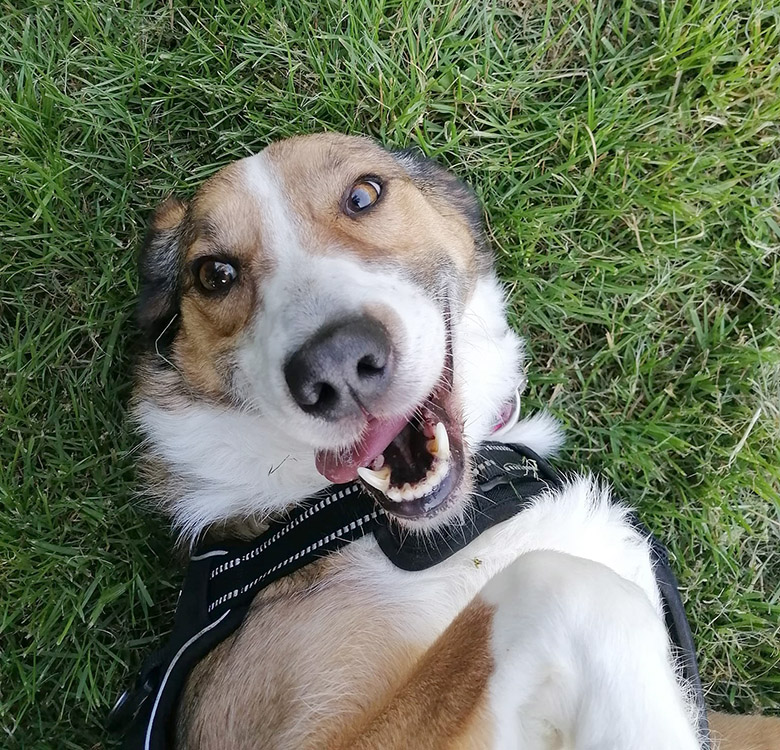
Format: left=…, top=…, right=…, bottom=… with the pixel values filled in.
left=1, top=0, right=778, bottom=746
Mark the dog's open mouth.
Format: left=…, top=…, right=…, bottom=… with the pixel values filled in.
left=315, top=380, right=465, bottom=520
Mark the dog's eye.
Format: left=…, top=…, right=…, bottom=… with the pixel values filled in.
left=344, top=178, right=382, bottom=216
left=195, top=258, right=238, bottom=294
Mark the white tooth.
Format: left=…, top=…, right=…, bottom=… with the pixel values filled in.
left=386, top=487, right=403, bottom=502
left=434, top=422, right=450, bottom=461
left=433, top=458, right=451, bottom=484
left=401, top=483, right=415, bottom=501
left=357, top=466, right=391, bottom=494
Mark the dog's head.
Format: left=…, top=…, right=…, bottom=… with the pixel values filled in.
left=135, top=133, right=524, bottom=539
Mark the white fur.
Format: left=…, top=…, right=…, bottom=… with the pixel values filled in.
left=135, top=398, right=327, bottom=539
left=482, top=551, right=700, bottom=749
left=331, top=475, right=663, bottom=634
left=500, top=410, right=566, bottom=457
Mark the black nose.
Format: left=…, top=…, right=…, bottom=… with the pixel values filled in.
left=284, top=317, right=394, bottom=420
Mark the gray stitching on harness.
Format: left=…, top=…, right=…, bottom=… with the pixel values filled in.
left=207, top=484, right=360, bottom=580
left=207, top=511, right=380, bottom=612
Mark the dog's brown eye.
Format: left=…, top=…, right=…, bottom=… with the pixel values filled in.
left=344, top=179, right=382, bottom=215
left=196, top=259, right=238, bottom=294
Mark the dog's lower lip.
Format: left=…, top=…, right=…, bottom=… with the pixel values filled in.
left=368, top=452, right=462, bottom=519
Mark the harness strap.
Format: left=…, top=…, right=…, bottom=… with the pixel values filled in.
left=375, top=442, right=560, bottom=569
left=639, top=519, right=711, bottom=748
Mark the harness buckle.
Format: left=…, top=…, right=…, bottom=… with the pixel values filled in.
left=107, top=669, right=158, bottom=734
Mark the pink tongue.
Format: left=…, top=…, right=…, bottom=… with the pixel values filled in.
left=315, top=415, right=409, bottom=484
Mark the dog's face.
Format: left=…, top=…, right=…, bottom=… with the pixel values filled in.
left=136, top=133, right=523, bottom=538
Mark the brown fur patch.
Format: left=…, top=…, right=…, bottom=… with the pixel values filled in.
left=169, top=165, right=273, bottom=399
left=324, top=597, right=496, bottom=750
left=709, top=711, right=780, bottom=750
left=175, top=555, right=496, bottom=750
left=265, top=133, right=480, bottom=285
left=176, top=555, right=426, bottom=749
left=152, top=196, right=188, bottom=230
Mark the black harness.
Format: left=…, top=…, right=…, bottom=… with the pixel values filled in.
left=108, top=442, right=710, bottom=749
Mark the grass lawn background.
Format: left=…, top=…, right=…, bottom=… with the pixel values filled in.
left=2, top=1, right=779, bottom=747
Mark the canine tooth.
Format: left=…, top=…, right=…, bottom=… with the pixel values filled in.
left=357, top=466, right=391, bottom=493
left=434, top=422, right=450, bottom=461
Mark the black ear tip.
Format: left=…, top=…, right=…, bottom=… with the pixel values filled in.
left=136, top=282, right=179, bottom=344
left=136, top=197, right=188, bottom=350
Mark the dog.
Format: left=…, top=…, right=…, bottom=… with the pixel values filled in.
left=131, top=133, right=780, bottom=749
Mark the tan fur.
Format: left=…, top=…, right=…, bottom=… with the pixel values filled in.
left=710, top=712, right=780, bottom=750
left=176, top=552, right=495, bottom=750
left=151, top=196, right=187, bottom=230
left=265, top=133, right=478, bottom=275
left=325, top=598, right=496, bottom=750
left=169, top=167, right=272, bottom=398
left=176, top=554, right=429, bottom=749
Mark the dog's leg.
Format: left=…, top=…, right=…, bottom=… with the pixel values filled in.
left=482, top=550, right=701, bottom=750
left=326, top=550, right=700, bottom=750
left=709, top=712, right=780, bottom=750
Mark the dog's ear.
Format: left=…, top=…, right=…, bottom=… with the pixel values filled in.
left=394, top=148, right=491, bottom=264
left=136, top=197, right=188, bottom=348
